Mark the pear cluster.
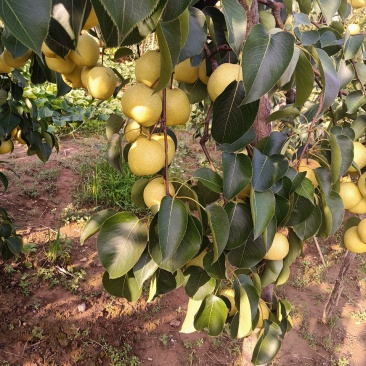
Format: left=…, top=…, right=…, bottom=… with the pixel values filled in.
left=0, top=49, right=33, bottom=73
left=344, top=218, right=366, bottom=253
left=339, top=172, right=366, bottom=214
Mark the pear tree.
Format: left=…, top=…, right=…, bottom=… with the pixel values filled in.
left=0, top=0, right=366, bottom=364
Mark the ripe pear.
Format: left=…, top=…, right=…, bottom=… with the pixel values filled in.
left=124, top=120, right=148, bottom=143
left=350, top=0, right=365, bottom=9
left=264, top=232, right=289, bottom=260
left=135, top=50, right=161, bottom=88
left=347, top=24, right=361, bottom=35
left=358, top=172, right=366, bottom=197
left=81, top=63, right=101, bottom=88
left=0, top=54, right=13, bottom=73
left=151, top=133, right=175, bottom=164
left=83, top=7, right=99, bottom=30
left=207, top=63, right=243, bottom=101
left=69, top=34, right=99, bottom=67
left=128, top=137, right=165, bottom=176
left=348, top=196, right=366, bottom=214
left=41, top=42, right=57, bottom=58
left=344, top=226, right=366, bottom=253
left=259, top=10, right=276, bottom=31
left=163, top=87, right=191, bottom=126
left=174, top=58, right=199, bottom=84
left=0, top=138, right=13, bottom=154
left=121, top=83, right=162, bottom=127
left=143, top=176, right=175, bottom=209
left=347, top=141, right=366, bottom=173
left=3, top=49, right=32, bottom=68
left=62, top=65, right=84, bottom=88
left=220, top=288, right=237, bottom=317
left=45, top=55, right=75, bottom=74
left=198, top=60, right=210, bottom=84
left=87, top=66, right=117, bottom=100
left=358, top=219, right=366, bottom=243
left=339, top=182, right=362, bottom=209
left=297, top=158, right=321, bottom=187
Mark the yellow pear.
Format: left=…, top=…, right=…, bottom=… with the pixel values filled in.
left=3, top=49, right=32, bottom=68
left=220, top=288, right=237, bottom=317
left=151, top=133, right=175, bottom=164
left=128, top=137, right=165, bottom=176
left=347, top=141, right=366, bottom=173
left=198, top=60, right=209, bottom=84
left=348, top=196, right=366, bottom=214
left=124, top=120, right=148, bottom=143
left=62, top=65, right=84, bottom=88
left=339, top=182, right=362, bottom=209
left=41, top=42, right=57, bottom=58
left=69, top=34, right=99, bottom=67
left=143, top=176, right=175, bottom=209
left=344, top=226, right=366, bottom=253
left=121, top=83, right=162, bottom=127
left=350, top=0, right=365, bottom=9
left=135, top=50, right=161, bottom=88
left=45, top=55, right=75, bottom=74
left=0, top=54, right=14, bottom=73
left=87, top=66, right=117, bottom=100
left=207, top=63, right=243, bottom=101
left=347, top=24, right=361, bottom=35
left=357, top=219, right=366, bottom=243
left=297, top=158, right=321, bottom=187
left=174, top=58, right=199, bottom=84
left=357, top=172, right=366, bottom=197
left=264, top=232, right=289, bottom=261
left=163, top=87, right=191, bottom=126
left=256, top=299, right=270, bottom=329
left=0, top=138, right=13, bottom=154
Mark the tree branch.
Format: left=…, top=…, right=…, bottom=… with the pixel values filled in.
left=199, top=103, right=216, bottom=172
left=257, top=0, right=284, bottom=29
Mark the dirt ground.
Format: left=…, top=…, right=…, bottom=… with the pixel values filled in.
left=0, top=134, right=365, bottom=366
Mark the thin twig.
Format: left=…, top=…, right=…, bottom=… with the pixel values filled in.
left=313, top=236, right=327, bottom=268
left=199, top=103, right=216, bottom=172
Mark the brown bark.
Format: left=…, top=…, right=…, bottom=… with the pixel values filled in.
left=255, top=94, right=272, bottom=143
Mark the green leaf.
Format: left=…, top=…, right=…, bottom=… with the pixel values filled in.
left=219, top=128, right=257, bottom=153
left=0, top=0, right=51, bottom=55
left=257, top=132, right=288, bottom=156
left=337, top=59, right=354, bottom=89
left=285, top=194, right=315, bottom=227
left=149, top=269, right=184, bottom=300
left=234, top=274, right=259, bottom=338
left=179, top=7, right=207, bottom=62
left=251, top=321, right=283, bottom=365
left=131, top=178, right=149, bottom=209
left=225, top=202, right=253, bottom=250
left=97, top=212, right=148, bottom=279
left=133, top=251, right=159, bottom=288
left=107, top=133, right=123, bottom=173
left=106, top=114, right=124, bottom=140
left=162, top=0, right=190, bottom=21
left=228, top=234, right=267, bottom=269
left=252, top=149, right=288, bottom=192
left=180, top=78, right=208, bottom=104
left=203, top=252, right=226, bottom=279
left=114, top=47, right=134, bottom=60
left=275, top=195, right=290, bottom=226
left=184, top=266, right=216, bottom=300
left=151, top=215, right=202, bottom=272
left=212, top=81, right=258, bottom=144
left=295, top=177, right=315, bottom=201
left=102, top=271, right=142, bottom=302
left=206, top=204, right=230, bottom=262
left=293, top=205, right=322, bottom=241
left=242, top=24, right=294, bottom=104
left=0, top=172, right=8, bottom=191
left=222, top=0, right=247, bottom=56
left=345, top=91, right=366, bottom=114
left=158, top=196, right=188, bottom=261
left=313, top=48, right=340, bottom=113
left=261, top=260, right=283, bottom=288
left=251, top=190, right=275, bottom=239
left=318, top=192, right=344, bottom=237
left=266, top=107, right=300, bottom=123
left=180, top=298, right=203, bottom=333
left=80, top=209, right=117, bottom=245
left=314, top=167, right=332, bottom=197
left=6, top=237, right=22, bottom=255
left=222, top=152, right=252, bottom=201
left=316, top=0, right=341, bottom=25
left=194, top=294, right=227, bottom=336
left=344, top=34, right=364, bottom=60
left=194, top=167, right=223, bottom=193
left=330, top=133, right=354, bottom=183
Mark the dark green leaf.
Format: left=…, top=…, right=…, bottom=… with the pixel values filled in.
left=222, top=152, right=252, bottom=200
left=330, top=133, right=354, bottom=183
left=344, top=34, right=364, bottom=60
left=285, top=194, right=315, bottom=227
left=294, top=49, right=314, bottom=107
left=194, top=294, right=227, bottom=336
left=274, top=195, right=290, bottom=226
left=318, top=191, right=344, bottom=237
left=267, top=107, right=300, bottom=123
left=261, top=260, right=283, bottom=288
left=158, top=196, right=188, bottom=261
left=314, top=167, right=332, bottom=197
left=295, top=177, right=315, bottom=201
left=184, top=266, right=216, bottom=300
left=203, top=251, right=226, bottom=279
left=162, top=0, right=190, bottom=21
left=242, top=24, right=294, bottom=104
left=180, top=78, right=208, bottom=104
left=133, top=251, right=159, bottom=288
left=149, top=269, right=184, bottom=300
left=131, top=178, right=149, bottom=209
left=345, top=91, right=366, bottom=114
left=6, top=237, right=22, bottom=255
left=106, top=114, right=124, bottom=140
left=80, top=208, right=117, bottom=245
left=102, top=271, right=142, bottom=302
left=256, top=132, right=288, bottom=156
left=251, top=190, right=275, bottom=239
left=114, top=47, right=134, bottom=60
left=0, top=172, right=8, bottom=191
left=316, top=0, right=341, bottom=25
left=107, top=133, right=123, bottom=173
left=97, top=212, right=148, bottom=279
left=194, top=167, right=223, bottom=193
left=219, top=128, right=257, bottom=153
left=293, top=205, right=322, bottom=241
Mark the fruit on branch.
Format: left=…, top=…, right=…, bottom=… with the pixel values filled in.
left=264, top=232, right=289, bottom=261
left=348, top=196, right=366, bottom=214
left=347, top=23, right=361, bottom=35
left=151, top=134, right=176, bottom=164
left=219, top=288, right=237, bottom=317
left=297, top=158, right=321, bottom=187
left=82, top=7, right=99, bottom=30
left=259, top=10, right=276, bottom=31
left=0, top=54, right=14, bottom=73
left=174, top=58, right=199, bottom=83
left=207, top=63, right=243, bottom=101
left=69, top=34, right=100, bottom=67
left=358, top=219, right=366, bottom=243
left=87, top=66, right=117, bottom=100
left=121, top=83, right=162, bottom=127
left=81, top=63, right=101, bottom=88
left=256, top=299, right=270, bottom=329
left=358, top=172, right=366, bottom=197
left=143, top=176, right=175, bottom=209
left=135, top=50, right=161, bottom=88
left=3, top=49, right=32, bottom=69
left=127, top=137, right=165, bottom=176
left=349, top=0, right=365, bottom=9
left=198, top=60, right=210, bottom=84
left=344, top=226, right=366, bottom=253
left=62, top=65, right=84, bottom=88
left=347, top=141, right=366, bottom=173
left=124, top=120, right=148, bottom=143
left=339, top=182, right=363, bottom=209
left=163, top=87, right=191, bottom=126
left=0, top=138, right=13, bottom=154
left=45, top=55, right=75, bottom=74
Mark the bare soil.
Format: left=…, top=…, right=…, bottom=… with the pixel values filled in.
left=0, top=134, right=365, bottom=366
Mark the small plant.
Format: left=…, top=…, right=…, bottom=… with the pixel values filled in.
left=159, top=333, right=169, bottom=347
left=19, top=273, right=31, bottom=296
left=31, top=326, right=44, bottom=340
left=45, top=228, right=71, bottom=263
left=99, top=338, right=141, bottom=366
left=349, top=309, right=366, bottom=324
